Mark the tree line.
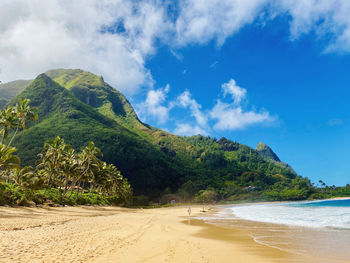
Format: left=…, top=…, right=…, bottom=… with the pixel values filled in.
left=0, top=98, right=131, bottom=206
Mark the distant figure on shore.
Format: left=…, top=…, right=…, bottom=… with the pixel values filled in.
left=188, top=207, right=191, bottom=216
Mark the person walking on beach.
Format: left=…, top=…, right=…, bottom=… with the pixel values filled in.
left=187, top=206, right=192, bottom=224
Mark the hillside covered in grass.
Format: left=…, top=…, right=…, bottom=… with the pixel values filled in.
left=0, top=69, right=316, bottom=202
left=0, top=80, right=32, bottom=108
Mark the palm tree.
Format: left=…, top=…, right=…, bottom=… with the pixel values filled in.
left=61, top=147, right=78, bottom=196
left=96, top=161, right=131, bottom=199
left=78, top=141, right=102, bottom=192
left=12, top=166, right=43, bottom=190
left=0, top=106, right=18, bottom=144
left=37, top=136, right=70, bottom=188
left=8, top=98, right=38, bottom=147
left=0, top=143, right=20, bottom=181
left=104, top=163, right=123, bottom=194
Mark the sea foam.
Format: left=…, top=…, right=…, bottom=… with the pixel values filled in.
left=230, top=199, right=350, bottom=229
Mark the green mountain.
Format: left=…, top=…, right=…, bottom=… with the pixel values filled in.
left=256, top=142, right=296, bottom=174
left=256, top=142, right=280, bottom=161
left=0, top=80, right=32, bottom=108
left=1, top=69, right=309, bottom=200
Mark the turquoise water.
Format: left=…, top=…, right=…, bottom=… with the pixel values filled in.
left=290, top=198, right=350, bottom=208
left=230, top=198, right=350, bottom=229
left=201, top=199, right=350, bottom=262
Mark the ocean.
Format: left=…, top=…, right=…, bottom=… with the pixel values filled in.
left=200, top=199, right=350, bottom=262
left=232, top=198, right=350, bottom=229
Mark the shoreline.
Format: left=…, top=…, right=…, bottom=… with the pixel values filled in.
left=325, top=196, right=350, bottom=201
left=1, top=203, right=349, bottom=262
left=0, top=205, right=299, bottom=263
left=208, top=200, right=350, bottom=263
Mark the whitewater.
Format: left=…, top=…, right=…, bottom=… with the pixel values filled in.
left=197, top=198, right=350, bottom=261
left=231, top=198, right=350, bottom=229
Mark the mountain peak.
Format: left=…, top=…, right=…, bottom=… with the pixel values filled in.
left=256, top=142, right=281, bottom=162
left=0, top=68, right=301, bottom=196
left=45, top=69, right=104, bottom=89
left=44, top=69, right=144, bottom=128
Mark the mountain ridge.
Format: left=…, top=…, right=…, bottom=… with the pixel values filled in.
left=256, top=142, right=281, bottom=162
left=0, top=69, right=305, bottom=200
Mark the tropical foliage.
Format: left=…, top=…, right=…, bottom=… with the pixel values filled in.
left=0, top=69, right=348, bottom=206
left=0, top=99, right=132, bottom=206
left=7, top=72, right=304, bottom=200
left=37, top=136, right=131, bottom=200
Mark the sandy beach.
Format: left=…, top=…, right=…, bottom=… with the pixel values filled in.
left=0, top=205, right=315, bottom=263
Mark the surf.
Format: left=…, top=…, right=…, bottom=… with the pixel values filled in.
left=230, top=198, right=350, bottom=229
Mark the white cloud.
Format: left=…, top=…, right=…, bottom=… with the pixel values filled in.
left=0, top=0, right=171, bottom=94
left=209, top=78, right=274, bottom=131
left=135, top=78, right=275, bottom=136
left=274, top=0, right=350, bottom=53
left=2, top=0, right=350, bottom=98
left=173, top=123, right=208, bottom=136
left=136, top=84, right=170, bottom=124
left=173, top=0, right=350, bottom=53
left=175, top=0, right=268, bottom=46
left=210, top=101, right=274, bottom=130
left=4, top=0, right=350, bottom=138
left=176, top=90, right=208, bottom=127
left=221, top=79, right=247, bottom=104
left=170, top=90, right=209, bottom=135
left=275, top=0, right=337, bottom=40
left=136, top=87, right=210, bottom=136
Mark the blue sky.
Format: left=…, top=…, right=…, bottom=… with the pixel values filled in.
left=2, top=1, right=350, bottom=186
left=140, top=16, right=350, bottom=186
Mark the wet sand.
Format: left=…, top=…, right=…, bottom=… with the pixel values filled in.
left=204, top=205, right=350, bottom=263
left=0, top=205, right=337, bottom=263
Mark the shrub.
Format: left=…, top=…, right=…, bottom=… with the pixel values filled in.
left=132, top=195, right=149, bottom=206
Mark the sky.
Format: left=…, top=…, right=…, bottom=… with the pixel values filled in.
left=1, top=0, right=350, bottom=186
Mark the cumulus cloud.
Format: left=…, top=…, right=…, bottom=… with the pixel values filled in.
left=137, top=88, right=209, bottom=135
left=173, top=123, right=208, bottom=136
left=221, top=79, right=247, bottom=104
left=3, top=0, right=350, bottom=135
left=175, top=0, right=268, bottom=46
left=209, top=79, right=274, bottom=131
left=136, top=78, right=275, bottom=136
left=210, top=101, right=274, bottom=130
left=173, top=0, right=350, bottom=52
left=136, top=84, right=170, bottom=124
left=175, top=90, right=208, bottom=127
left=274, top=0, right=350, bottom=53
left=0, top=0, right=171, bottom=94
left=2, top=0, right=350, bottom=97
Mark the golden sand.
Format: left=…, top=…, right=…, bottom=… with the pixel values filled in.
left=0, top=205, right=318, bottom=262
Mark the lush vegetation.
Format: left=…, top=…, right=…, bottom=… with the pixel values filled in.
left=0, top=80, right=32, bottom=108
left=0, top=69, right=348, bottom=207
left=173, top=135, right=314, bottom=203
left=0, top=98, right=131, bottom=206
